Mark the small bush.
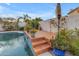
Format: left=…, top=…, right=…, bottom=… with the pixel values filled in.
left=51, top=28, right=79, bottom=55
left=52, top=29, right=70, bottom=51
left=19, top=27, right=24, bottom=31
left=68, top=39, right=79, bottom=55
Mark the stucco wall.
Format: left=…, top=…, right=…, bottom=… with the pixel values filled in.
left=40, top=20, right=57, bottom=32
left=68, top=9, right=79, bottom=16
left=66, top=14, right=79, bottom=29
left=40, top=14, right=79, bottom=32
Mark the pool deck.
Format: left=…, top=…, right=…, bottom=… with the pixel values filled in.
left=39, top=52, right=53, bottom=56
left=39, top=51, right=73, bottom=56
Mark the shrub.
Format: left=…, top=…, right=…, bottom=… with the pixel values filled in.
left=19, top=27, right=24, bottom=31
left=51, top=28, right=79, bottom=55
left=52, top=29, right=71, bottom=51
left=68, top=39, right=79, bottom=55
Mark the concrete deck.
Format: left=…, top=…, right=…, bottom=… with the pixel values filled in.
left=39, top=52, right=52, bottom=56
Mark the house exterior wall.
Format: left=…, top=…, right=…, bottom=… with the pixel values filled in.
left=68, top=8, right=79, bottom=16
left=65, top=14, right=79, bottom=29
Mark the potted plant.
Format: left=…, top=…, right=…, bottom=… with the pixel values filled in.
left=31, top=29, right=38, bottom=38
left=51, top=29, right=70, bottom=56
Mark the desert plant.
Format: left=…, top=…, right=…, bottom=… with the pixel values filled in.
left=68, top=39, right=79, bottom=55
left=67, top=28, right=79, bottom=55
left=52, top=29, right=73, bottom=51
left=75, top=28, right=79, bottom=38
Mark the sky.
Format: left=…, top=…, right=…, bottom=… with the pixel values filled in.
left=0, top=3, right=79, bottom=20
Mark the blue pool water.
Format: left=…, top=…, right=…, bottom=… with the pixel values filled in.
left=0, top=32, right=35, bottom=56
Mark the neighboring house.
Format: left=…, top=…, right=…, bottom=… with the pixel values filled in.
left=0, top=17, right=17, bottom=31
left=66, top=7, right=79, bottom=29
left=68, top=7, right=79, bottom=16
left=0, top=20, right=4, bottom=31
left=0, top=24, right=4, bottom=31
left=2, top=18, right=17, bottom=22
left=39, top=7, right=79, bottom=32
left=18, top=21, right=26, bottom=27
left=65, top=14, right=79, bottom=29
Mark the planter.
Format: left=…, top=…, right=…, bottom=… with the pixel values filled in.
left=51, top=48, right=65, bottom=56
left=31, top=32, right=35, bottom=38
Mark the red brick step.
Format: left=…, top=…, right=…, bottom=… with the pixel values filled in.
left=32, top=37, right=51, bottom=55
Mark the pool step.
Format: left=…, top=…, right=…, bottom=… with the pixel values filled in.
left=32, top=38, right=47, bottom=47
left=32, top=37, right=51, bottom=55
left=34, top=43, right=51, bottom=55
left=32, top=37, right=45, bottom=42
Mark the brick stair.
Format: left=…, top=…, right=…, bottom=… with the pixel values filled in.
left=32, top=37, right=51, bottom=55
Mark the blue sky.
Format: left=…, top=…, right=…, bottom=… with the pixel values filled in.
left=0, top=3, right=79, bottom=20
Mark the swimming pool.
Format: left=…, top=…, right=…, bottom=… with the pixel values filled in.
left=0, top=31, right=35, bottom=56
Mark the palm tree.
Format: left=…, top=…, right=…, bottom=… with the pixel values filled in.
left=16, top=14, right=31, bottom=31
left=34, top=17, right=42, bottom=21
left=33, top=17, right=42, bottom=30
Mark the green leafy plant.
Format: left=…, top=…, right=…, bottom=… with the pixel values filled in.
left=53, top=28, right=79, bottom=55
left=68, top=28, right=79, bottom=55
left=68, top=39, right=79, bottom=55
left=52, top=29, right=73, bottom=51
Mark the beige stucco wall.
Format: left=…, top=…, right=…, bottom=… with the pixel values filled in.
left=68, top=9, right=79, bottom=16
left=40, top=14, right=79, bottom=33
left=65, top=14, right=79, bottom=29
left=40, top=20, right=57, bottom=32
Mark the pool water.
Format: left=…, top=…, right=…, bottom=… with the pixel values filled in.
left=0, top=32, right=35, bottom=56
